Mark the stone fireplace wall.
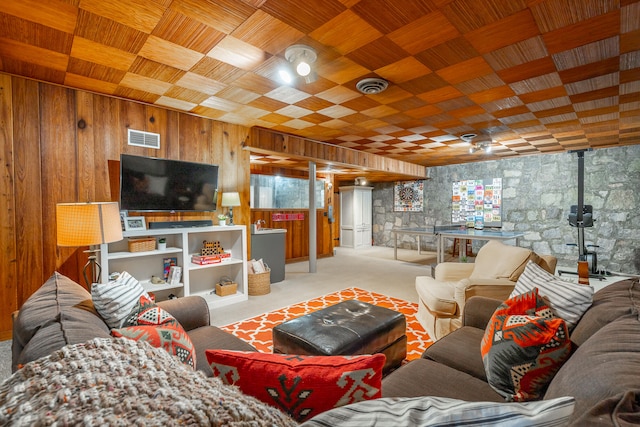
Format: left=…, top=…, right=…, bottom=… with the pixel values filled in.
left=372, top=145, right=640, bottom=275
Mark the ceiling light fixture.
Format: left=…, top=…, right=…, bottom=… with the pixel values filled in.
left=469, top=141, right=492, bottom=154
left=284, top=44, right=317, bottom=82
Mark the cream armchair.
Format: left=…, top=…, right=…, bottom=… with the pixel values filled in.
left=415, top=240, right=557, bottom=340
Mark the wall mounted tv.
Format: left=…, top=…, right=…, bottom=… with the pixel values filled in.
left=120, top=154, right=219, bottom=212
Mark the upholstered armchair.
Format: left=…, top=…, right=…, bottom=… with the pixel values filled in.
left=415, top=240, right=557, bottom=340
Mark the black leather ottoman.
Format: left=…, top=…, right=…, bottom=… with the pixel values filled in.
left=272, top=299, right=407, bottom=374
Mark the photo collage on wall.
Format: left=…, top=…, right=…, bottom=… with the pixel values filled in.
left=451, top=178, right=502, bottom=228
left=394, top=180, right=425, bottom=212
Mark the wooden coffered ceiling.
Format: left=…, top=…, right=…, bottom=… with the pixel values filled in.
left=1, top=0, right=639, bottom=182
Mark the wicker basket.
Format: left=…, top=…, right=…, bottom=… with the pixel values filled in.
left=128, top=237, right=155, bottom=252
left=248, top=268, right=271, bottom=296
left=215, top=281, right=238, bottom=297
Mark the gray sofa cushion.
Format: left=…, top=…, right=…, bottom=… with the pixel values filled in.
left=188, top=326, right=257, bottom=375
left=569, top=278, right=638, bottom=347
left=157, top=296, right=211, bottom=331
left=545, top=314, right=640, bottom=425
left=12, top=272, right=111, bottom=371
left=382, top=359, right=503, bottom=402
left=568, top=391, right=640, bottom=426
left=422, top=326, right=487, bottom=381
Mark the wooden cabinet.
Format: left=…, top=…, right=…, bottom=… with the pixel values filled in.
left=99, top=226, right=248, bottom=309
left=339, top=186, right=373, bottom=248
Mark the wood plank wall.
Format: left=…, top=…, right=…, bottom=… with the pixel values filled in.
left=0, top=72, right=251, bottom=339
left=250, top=210, right=335, bottom=261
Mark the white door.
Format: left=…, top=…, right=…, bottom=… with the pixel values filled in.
left=340, top=186, right=372, bottom=248
left=340, top=188, right=355, bottom=247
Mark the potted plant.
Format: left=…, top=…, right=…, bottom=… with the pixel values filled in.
left=158, top=238, right=167, bottom=250
left=218, top=214, right=228, bottom=226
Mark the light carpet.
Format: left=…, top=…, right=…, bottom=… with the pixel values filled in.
left=220, top=287, right=432, bottom=361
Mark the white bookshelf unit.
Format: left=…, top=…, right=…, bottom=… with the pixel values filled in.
left=99, top=225, right=248, bottom=309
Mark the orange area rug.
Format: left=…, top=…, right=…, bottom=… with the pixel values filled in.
left=220, top=287, right=432, bottom=361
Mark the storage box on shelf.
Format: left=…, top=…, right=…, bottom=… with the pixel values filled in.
left=215, top=279, right=238, bottom=296
left=128, top=237, right=156, bottom=252
left=100, top=225, right=248, bottom=308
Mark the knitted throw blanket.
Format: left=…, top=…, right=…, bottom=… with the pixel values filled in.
left=0, top=338, right=297, bottom=426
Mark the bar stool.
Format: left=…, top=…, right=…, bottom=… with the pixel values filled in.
left=452, top=238, right=473, bottom=258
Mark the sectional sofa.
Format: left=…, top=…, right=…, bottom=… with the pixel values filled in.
left=6, top=272, right=639, bottom=425
left=382, top=278, right=640, bottom=426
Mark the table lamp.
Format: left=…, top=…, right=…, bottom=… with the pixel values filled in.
left=56, top=202, right=123, bottom=286
left=221, top=192, right=241, bottom=225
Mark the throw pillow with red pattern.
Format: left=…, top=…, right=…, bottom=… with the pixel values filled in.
left=481, top=288, right=571, bottom=401
left=112, top=295, right=196, bottom=370
left=206, top=350, right=385, bottom=422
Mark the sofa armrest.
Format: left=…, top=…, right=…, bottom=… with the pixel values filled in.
left=434, top=262, right=474, bottom=281
left=462, top=296, right=502, bottom=329
left=538, top=254, right=557, bottom=274
left=451, top=279, right=514, bottom=323
left=459, top=279, right=516, bottom=301
left=157, top=296, right=210, bottom=331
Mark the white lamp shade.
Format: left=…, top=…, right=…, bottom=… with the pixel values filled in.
left=221, top=192, right=241, bottom=207
left=57, top=202, right=123, bottom=247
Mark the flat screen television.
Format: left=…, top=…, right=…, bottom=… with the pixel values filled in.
left=119, top=154, right=219, bottom=212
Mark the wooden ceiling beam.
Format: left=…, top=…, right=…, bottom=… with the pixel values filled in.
left=246, top=127, right=427, bottom=179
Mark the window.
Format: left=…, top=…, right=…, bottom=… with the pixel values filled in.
left=250, top=175, right=325, bottom=209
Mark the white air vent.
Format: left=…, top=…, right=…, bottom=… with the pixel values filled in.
left=128, top=129, right=160, bottom=149
left=356, top=78, right=389, bottom=94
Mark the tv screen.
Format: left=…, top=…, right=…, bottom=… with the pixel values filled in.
left=120, top=154, right=219, bottom=212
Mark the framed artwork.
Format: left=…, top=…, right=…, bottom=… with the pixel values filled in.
left=394, top=180, right=424, bottom=212
left=451, top=178, right=502, bottom=228
left=124, top=216, right=147, bottom=231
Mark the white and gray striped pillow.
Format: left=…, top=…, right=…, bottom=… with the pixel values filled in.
left=509, top=260, right=593, bottom=330
left=92, top=272, right=148, bottom=329
left=300, top=396, right=575, bottom=427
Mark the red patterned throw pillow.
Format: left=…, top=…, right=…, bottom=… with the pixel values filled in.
left=481, top=288, right=571, bottom=402
left=112, top=295, right=196, bottom=370
left=205, top=350, right=385, bottom=422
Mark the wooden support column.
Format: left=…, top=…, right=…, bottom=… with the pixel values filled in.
left=309, top=161, right=317, bottom=273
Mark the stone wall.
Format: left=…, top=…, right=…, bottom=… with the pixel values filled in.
left=372, top=145, right=640, bottom=275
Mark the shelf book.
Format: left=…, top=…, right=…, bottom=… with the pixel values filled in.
left=192, top=255, right=222, bottom=265
left=163, top=257, right=178, bottom=280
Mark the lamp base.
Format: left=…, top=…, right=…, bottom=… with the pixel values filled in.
left=83, top=248, right=101, bottom=287
left=228, top=207, right=234, bottom=225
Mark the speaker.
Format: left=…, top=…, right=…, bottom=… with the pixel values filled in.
left=149, top=220, right=213, bottom=229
